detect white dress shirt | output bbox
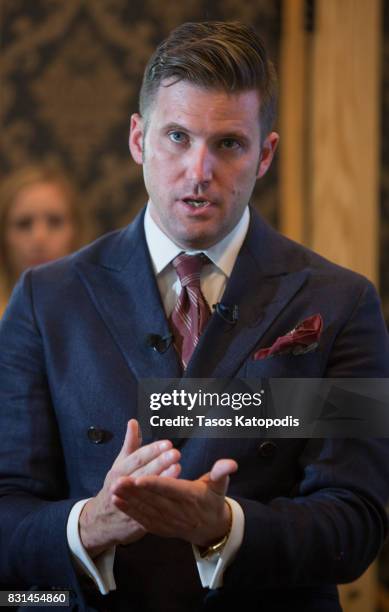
[145,205,249,316]
[67,204,249,594]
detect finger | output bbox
[116,419,140,461]
[111,493,133,514]
[112,486,196,533]
[160,463,181,478]
[137,422,143,447]
[202,459,238,496]
[112,493,172,535]
[209,459,238,482]
[121,439,173,475]
[111,486,169,524]
[111,475,184,509]
[132,448,181,479]
[133,475,194,503]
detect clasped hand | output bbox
[80,419,237,557]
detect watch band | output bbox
[199,500,233,559]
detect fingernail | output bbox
[159,441,171,450]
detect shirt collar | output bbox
[144,203,250,278]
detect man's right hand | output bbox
[79,419,180,558]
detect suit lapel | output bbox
[75,210,182,379]
[185,211,310,378]
[73,208,309,447]
[75,208,310,381]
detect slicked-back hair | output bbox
[139,21,278,140]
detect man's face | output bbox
[129,81,278,249]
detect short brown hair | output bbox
[139,21,278,140]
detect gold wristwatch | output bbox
[199,500,233,559]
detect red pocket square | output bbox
[253,314,323,360]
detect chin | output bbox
[178,235,218,250]
[172,225,222,250]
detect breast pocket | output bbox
[245,350,324,378]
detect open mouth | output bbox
[182,198,212,209]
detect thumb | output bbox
[201,459,238,496]
[117,419,142,461]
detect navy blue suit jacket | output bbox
[1,209,389,611]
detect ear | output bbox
[256,131,279,179]
[129,113,144,165]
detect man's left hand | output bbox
[110,459,238,547]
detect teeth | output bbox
[185,199,209,208]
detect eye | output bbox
[220,138,241,150]
[12,217,33,231]
[168,131,188,144]
[47,214,66,229]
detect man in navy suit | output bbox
[1,21,389,612]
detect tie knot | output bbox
[172,253,208,288]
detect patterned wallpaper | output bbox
[1,0,387,323]
[0,0,280,239]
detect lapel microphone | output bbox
[146,333,173,353]
[213,303,239,325]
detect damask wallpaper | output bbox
[1,0,388,324]
[0,0,280,239]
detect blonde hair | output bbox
[0,164,83,291]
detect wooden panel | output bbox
[311,2,381,610]
[279,0,308,243]
[280,2,382,611]
[310,0,381,283]
[339,564,377,612]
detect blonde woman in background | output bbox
[0,165,83,315]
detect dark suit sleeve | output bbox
[0,272,85,603]
[225,280,389,588]
[324,280,389,377]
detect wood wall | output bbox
[281,0,381,286]
[280,1,382,611]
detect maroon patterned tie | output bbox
[169,253,211,368]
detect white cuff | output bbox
[192,497,245,589]
[66,499,116,595]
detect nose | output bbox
[30,220,51,248]
[185,144,214,185]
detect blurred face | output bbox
[129,81,278,249]
[5,181,76,280]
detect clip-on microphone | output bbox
[213,303,239,325]
[145,333,173,353]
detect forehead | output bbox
[9,182,69,216]
[148,80,261,135]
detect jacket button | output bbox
[258,441,277,457]
[87,426,105,444]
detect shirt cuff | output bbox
[66,499,116,595]
[192,497,245,589]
